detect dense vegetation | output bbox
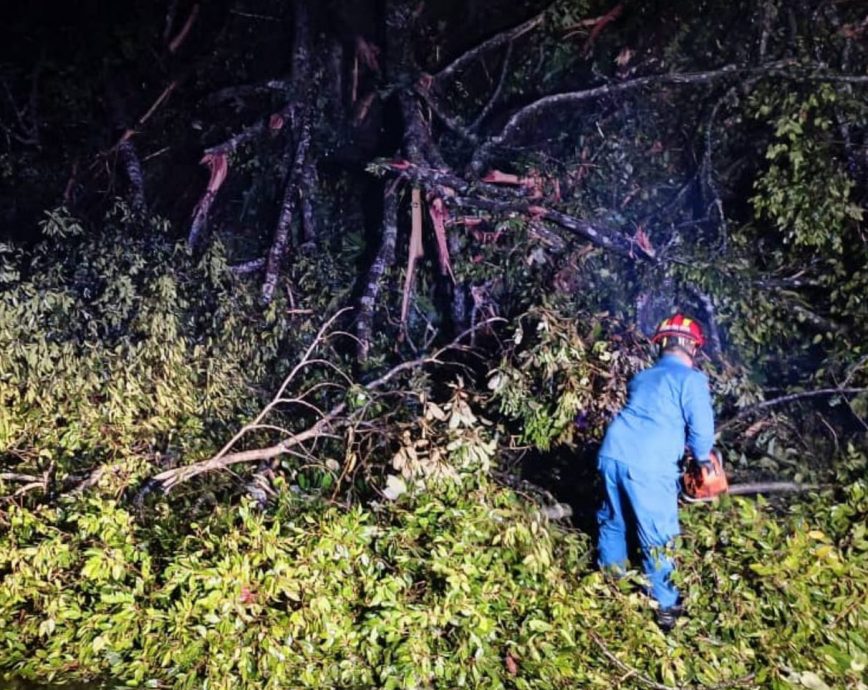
[1,0,867,687]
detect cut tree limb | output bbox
[400,187,425,329]
[452,196,655,261]
[384,160,652,260]
[187,100,294,248]
[188,152,228,247]
[428,195,455,279]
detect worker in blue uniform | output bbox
[596,314,715,631]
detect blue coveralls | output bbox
[597,353,715,609]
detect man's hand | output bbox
[698,457,717,474]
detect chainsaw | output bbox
[539,448,815,520]
[681,448,729,502]
[680,448,823,503]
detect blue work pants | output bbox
[596,456,681,609]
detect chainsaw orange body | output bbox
[682,448,729,501]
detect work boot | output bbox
[655,603,684,632]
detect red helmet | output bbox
[651,313,705,349]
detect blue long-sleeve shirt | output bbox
[598,353,715,478]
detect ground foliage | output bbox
[1,0,868,687]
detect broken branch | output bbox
[400,187,425,329]
[261,113,312,303]
[168,3,200,53]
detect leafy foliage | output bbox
[488,305,647,451]
[0,204,301,489]
[2,473,867,689]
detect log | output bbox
[683,482,822,503]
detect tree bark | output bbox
[262,114,312,304]
[357,183,400,360]
[261,0,315,301]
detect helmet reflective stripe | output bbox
[651,313,705,347]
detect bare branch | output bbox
[721,387,868,429]
[434,10,545,83]
[262,112,312,303]
[204,103,292,157]
[414,84,478,143]
[0,472,41,483]
[261,0,315,298]
[471,64,744,173]
[471,60,868,173]
[229,257,266,275]
[168,3,199,53]
[470,41,513,132]
[587,630,679,690]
